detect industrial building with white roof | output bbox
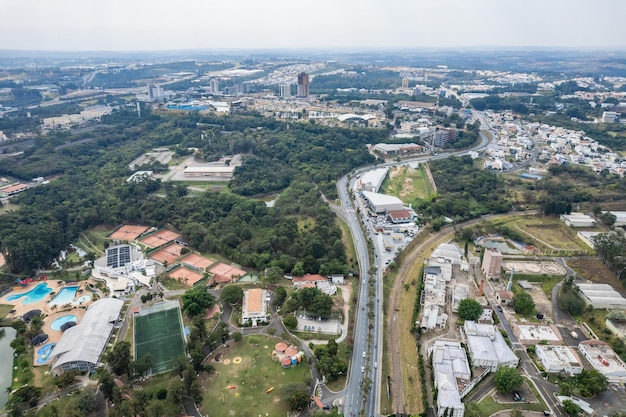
[431,340,470,417]
[575,282,626,310]
[578,340,626,383]
[360,190,405,213]
[535,345,583,376]
[463,321,519,371]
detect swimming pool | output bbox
[6,283,52,304]
[50,315,78,331]
[74,295,91,305]
[49,286,79,307]
[35,343,56,365]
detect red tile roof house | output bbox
[292,274,328,288]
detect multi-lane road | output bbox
[335,114,492,416]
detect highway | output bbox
[336,115,491,417]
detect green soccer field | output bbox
[134,306,186,373]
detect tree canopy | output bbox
[182,287,216,317]
[220,285,244,305]
[493,366,523,394]
[513,292,536,316]
[457,298,483,321]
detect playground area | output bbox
[133,300,186,374]
[202,335,310,417]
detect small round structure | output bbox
[274,342,288,353]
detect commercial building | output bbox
[357,167,388,192]
[183,166,235,179]
[514,324,562,345]
[297,72,309,98]
[387,209,416,224]
[279,84,291,98]
[241,288,269,325]
[431,340,470,417]
[560,212,596,228]
[578,340,626,383]
[360,190,405,213]
[602,111,621,124]
[148,84,165,101]
[463,321,519,371]
[373,143,423,156]
[50,298,124,375]
[481,247,503,278]
[535,345,583,375]
[210,78,219,95]
[575,283,626,310]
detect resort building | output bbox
[50,298,123,375]
[241,288,269,325]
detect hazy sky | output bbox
[1,0,625,51]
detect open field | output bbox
[473,215,595,255]
[200,335,310,417]
[568,258,625,293]
[381,163,435,201]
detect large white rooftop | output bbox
[361,190,404,207]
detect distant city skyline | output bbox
[1,0,625,52]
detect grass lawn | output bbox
[0,202,19,215]
[337,218,358,273]
[511,217,593,253]
[296,216,316,233]
[476,378,549,417]
[0,304,14,318]
[160,276,192,291]
[381,163,435,201]
[200,335,311,416]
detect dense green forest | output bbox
[310,69,402,93]
[0,109,379,276]
[415,156,510,224]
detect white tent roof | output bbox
[51,298,123,373]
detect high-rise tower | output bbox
[297,72,309,98]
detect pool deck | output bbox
[1,280,93,366]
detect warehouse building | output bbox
[576,283,626,310]
[183,165,235,178]
[360,190,405,213]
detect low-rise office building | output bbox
[535,345,583,376]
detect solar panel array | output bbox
[106,247,119,268]
[119,246,131,267]
[106,245,132,268]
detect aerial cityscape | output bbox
[1,2,626,417]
